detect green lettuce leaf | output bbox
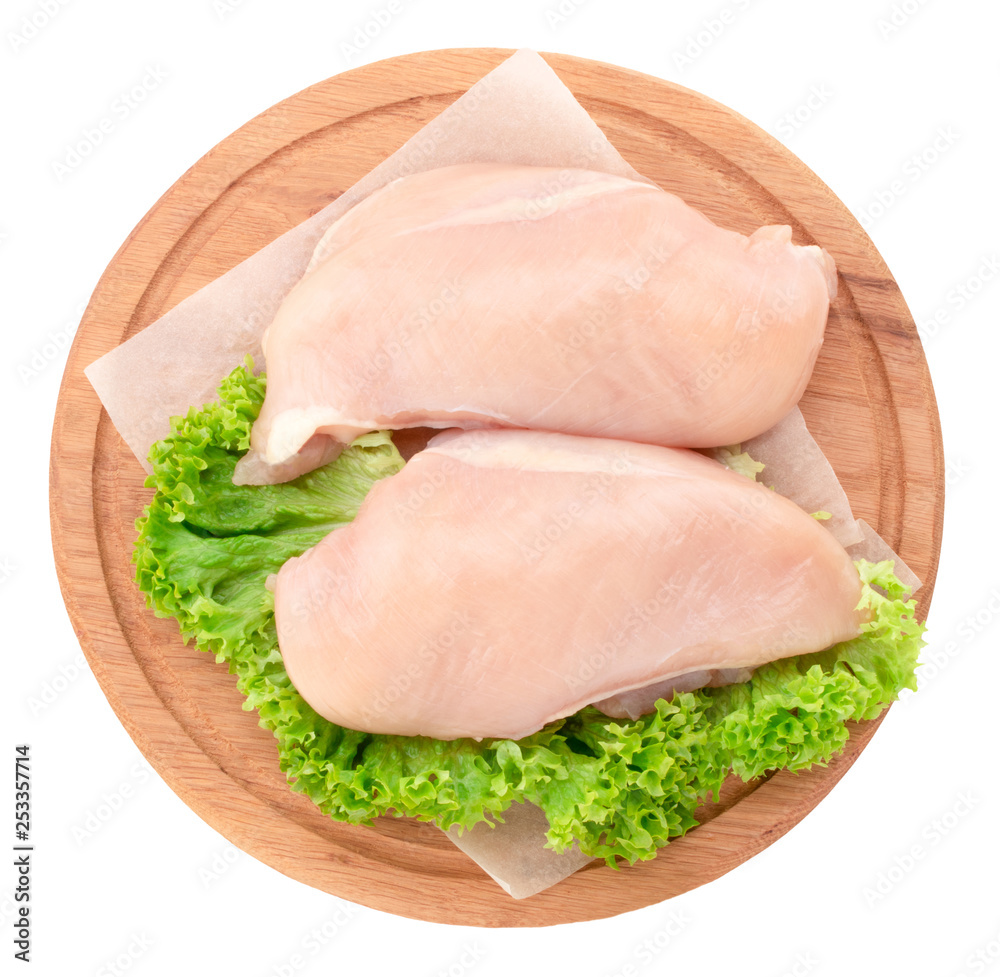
[134,361,926,866]
[716,444,767,480]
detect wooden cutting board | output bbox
[49,48,943,927]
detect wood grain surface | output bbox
[49,48,943,926]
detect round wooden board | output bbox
[50,48,943,926]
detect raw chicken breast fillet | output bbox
[235,163,836,485]
[274,429,864,741]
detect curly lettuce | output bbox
[134,362,926,866]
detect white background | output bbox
[4,0,999,975]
